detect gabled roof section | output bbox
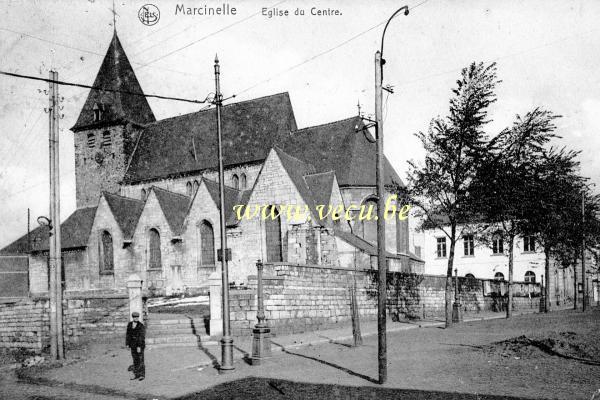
[71,32,155,132]
[123,92,297,183]
[333,228,423,262]
[0,207,98,254]
[200,178,251,226]
[277,116,403,187]
[102,192,144,240]
[151,187,191,236]
[304,171,335,209]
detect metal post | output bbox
[582,194,587,312]
[47,71,57,361]
[214,55,234,372]
[53,70,64,359]
[454,268,458,301]
[374,50,387,385]
[452,268,462,323]
[251,260,271,365]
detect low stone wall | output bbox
[228,264,541,337]
[0,292,131,353]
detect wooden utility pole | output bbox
[214,55,234,372]
[582,193,586,312]
[47,71,58,360]
[374,50,387,385]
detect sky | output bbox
[0,0,599,248]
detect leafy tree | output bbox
[470,108,559,317]
[407,62,500,327]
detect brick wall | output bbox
[0,293,131,353]
[227,264,541,337]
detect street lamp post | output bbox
[375,5,409,385]
[214,55,234,372]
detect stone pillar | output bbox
[209,271,223,337]
[127,274,144,322]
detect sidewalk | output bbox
[15,309,538,399]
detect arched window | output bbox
[148,229,161,270]
[361,200,377,244]
[198,220,215,266]
[193,180,199,194]
[186,181,193,197]
[99,231,114,273]
[465,273,475,279]
[240,173,247,189]
[141,188,147,200]
[524,271,536,283]
[232,174,239,190]
[494,272,505,281]
[265,205,282,262]
[93,103,102,122]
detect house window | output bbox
[492,235,504,254]
[465,273,475,279]
[99,230,114,274]
[524,271,536,283]
[414,245,422,258]
[198,220,215,266]
[524,235,536,252]
[102,130,111,147]
[436,237,447,258]
[87,133,96,148]
[494,272,505,281]
[232,174,239,190]
[463,234,474,256]
[186,181,193,197]
[148,228,161,270]
[240,173,247,189]
[265,205,282,262]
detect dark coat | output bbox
[126,321,146,349]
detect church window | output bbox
[232,174,239,190]
[198,220,215,266]
[186,181,193,197]
[102,130,111,147]
[148,228,162,270]
[141,188,147,200]
[193,180,199,194]
[361,200,378,244]
[93,103,103,122]
[265,205,282,262]
[99,231,114,274]
[87,133,96,148]
[240,173,247,189]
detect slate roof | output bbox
[276,116,404,187]
[304,171,335,209]
[71,32,155,132]
[123,92,297,183]
[333,228,424,262]
[200,178,252,226]
[0,207,98,254]
[103,192,144,240]
[152,186,191,236]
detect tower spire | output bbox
[111,0,118,32]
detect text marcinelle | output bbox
[175,3,237,16]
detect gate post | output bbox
[209,271,223,337]
[127,274,144,322]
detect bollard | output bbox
[251,260,271,365]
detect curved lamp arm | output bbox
[380,5,410,81]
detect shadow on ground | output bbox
[174,377,537,400]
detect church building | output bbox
[2,32,423,296]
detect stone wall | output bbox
[227,264,541,337]
[0,292,130,353]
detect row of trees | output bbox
[407,62,600,327]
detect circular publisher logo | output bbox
[138,4,160,26]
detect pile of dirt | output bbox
[483,331,600,364]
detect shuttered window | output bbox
[148,228,161,270]
[265,205,282,262]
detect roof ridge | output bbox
[273,146,314,171]
[150,185,191,199]
[102,191,144,203]
[304,170,335,178]
[145,92,291,127]
[293,116,360,134]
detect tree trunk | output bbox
[507,234,514,318]
[544,246,550,313]
[445,225,457,328]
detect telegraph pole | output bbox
[214,55,234,372]
[47,71,58,360]
[582,193,586,312]
[53,70,64,358]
